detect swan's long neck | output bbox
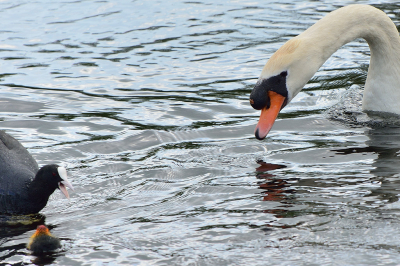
[271,5,400,114]
[251,5,400,140]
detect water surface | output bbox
[1,0,400,265]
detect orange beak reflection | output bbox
[255,91,286,140]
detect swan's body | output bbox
[250,4,400,140]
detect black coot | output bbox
[0,130,73,214]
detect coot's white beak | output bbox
[57,166,74,199]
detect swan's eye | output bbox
[280,71,288,77]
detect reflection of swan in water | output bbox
[333,126,400,203]
[249,5,400,140]
[255,161,302,220]
[255,161,293,203]
[256,124,400,213]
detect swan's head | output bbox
[250,37,320,140]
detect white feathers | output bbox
[262,5,400,114]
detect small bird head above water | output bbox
[29,164,74,199]
[23,164,75,214]
[40,165,74,199]
[27,225,61,255]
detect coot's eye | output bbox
[280,71,288,77]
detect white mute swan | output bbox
[250,4,400,140]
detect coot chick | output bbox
[0,130,74,214]
[27,225,61,254]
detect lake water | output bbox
[1,0,400,265]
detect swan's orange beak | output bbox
[254,91,286,140]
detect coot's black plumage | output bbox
[0,130,73,214]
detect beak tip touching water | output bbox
[254,127,268,140]
[253,91,287,140]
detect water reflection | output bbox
[0,214,47,262]
[30,254,58,265]
[255,161,296,215]
[366,126,400,177]
[0,214,46,235]
[334,125,400,204]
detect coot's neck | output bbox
[27,174,57,213]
